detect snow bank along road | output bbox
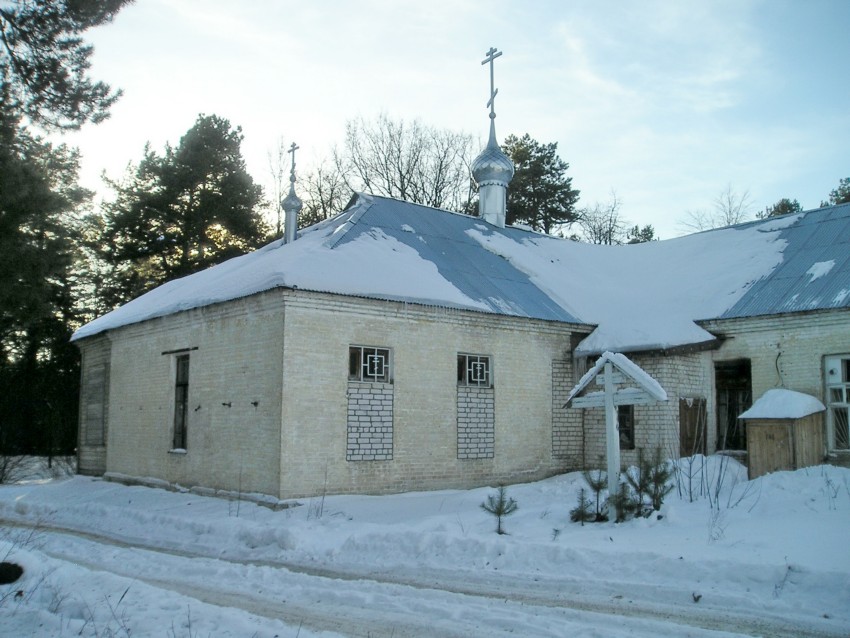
[6,518,844,638]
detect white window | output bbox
[825,355,850,450]
[458,354,492,387]
[349,346,392,383]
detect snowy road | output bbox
[2,466,848,637]
[11,519,844,638]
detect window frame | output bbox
[618,404,635,450]
[825,354,850,451]
[715,359,752,451]
[172,353,190,451]
[349,345,392,383]
[457,353,492,388]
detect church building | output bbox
[73,51,850,501]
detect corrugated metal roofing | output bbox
[73,194,850,347]
[721,203,850,318]
[329,196,582,323]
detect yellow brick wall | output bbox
[87,288,585,500]
[705,309,850,457]
[101,291,285,496]
[278,291,578,498]
[704,310,850,400]
[570,351,714,471]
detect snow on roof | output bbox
[467,215,797,354]
[73,196,850,353]
[72,194,579,341]
[738,388,826,420]
[566,351,668,406]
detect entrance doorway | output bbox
[715,360,751,451]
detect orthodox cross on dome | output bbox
[287,142,300,183]
[481,46,503,120]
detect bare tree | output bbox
[266,136,290,237]
[334,113,475,212]
[577,192,627,244]
[301,157,351,228]
[680,184,753,232]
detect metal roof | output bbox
[720,203,850,319]
[73,194,850,346]
[329,196,582,324]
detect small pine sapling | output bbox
[481,486,519,535]
[624,448,653,517]
[647,447,674,511]
[582,468,608,521]
[569,487,595,526]
[608,480,639,523]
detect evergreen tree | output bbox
[0,103,87,458]
[569,488,594,526]
[0,0,128,466]
[824,177,850,206]
[502,134,579,234]
[480,485,518,535]
[759,198,802,218]
[626,224,657,244]
[581,468,609,521]
[97,114,270,305]
[0,0,131,130]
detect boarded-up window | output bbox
[82,363,107,445]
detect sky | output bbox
[58,0,850,239]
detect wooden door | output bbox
[680,397,707,456]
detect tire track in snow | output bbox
[3,518,844,638]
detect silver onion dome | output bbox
[471,119,515,187]
[281,183,303,215]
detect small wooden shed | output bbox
[739,389,826,479]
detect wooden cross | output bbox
[481,47,503,117]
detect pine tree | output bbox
[0,104,87,459]
[569,487,595,526]
[502,134,579,234]
[481,486,519,535]
[0,0,131,130]
[96,114,270,305]
[824,178,850,206]
[581,468,608,521]
[646,447,674,511]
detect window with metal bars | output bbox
[825,355,850,450]
[349,346,392,383]
[457,354,492,387]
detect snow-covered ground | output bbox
[1,456,848,637]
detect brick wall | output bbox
[279,290,584,498]
[77,335,111,475]
[566,351,713,471]
[457,386,495,459]
[703,309,850,457]
[703,310,850,400]
[347,382,393,461]
[94,291,285,496]
[552,359,583,466]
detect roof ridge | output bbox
[324,193,375,249]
